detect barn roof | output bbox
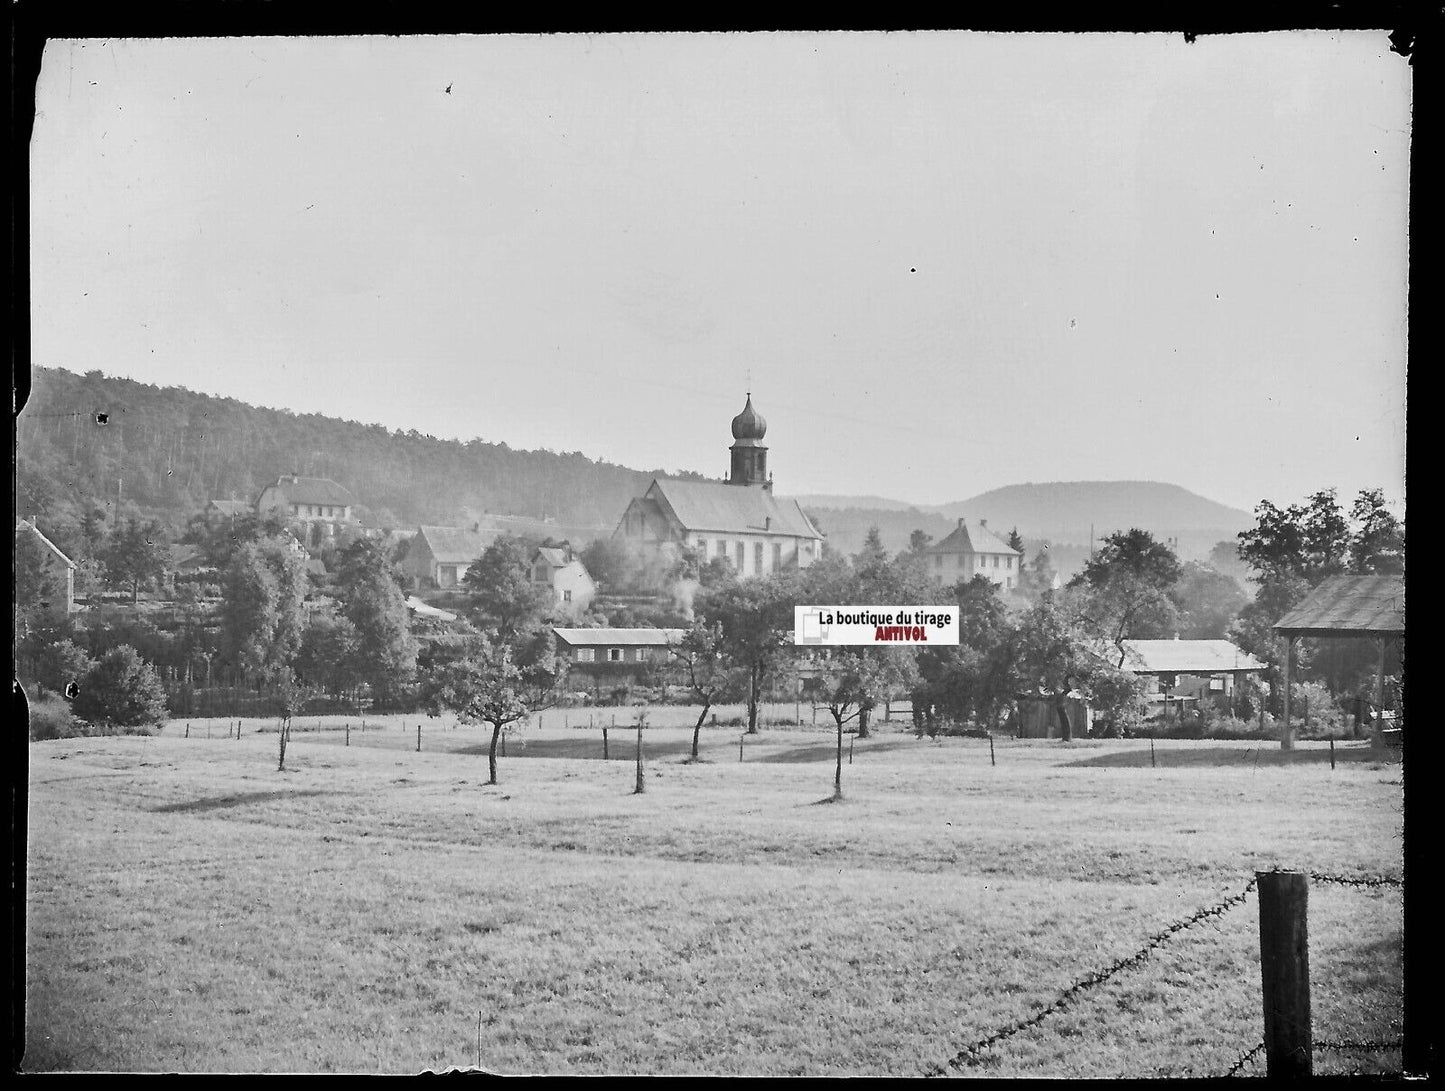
[1273,575,1405,636]
[1119,639,1265,675]
[415,525,491,565]
[15,520,76,569]
[552,627,686,647]
[647,479,821,539]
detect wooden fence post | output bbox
[1257,870,1312,1078]
[634,725,644,794]
[739,735,744,761]
[417,723,421,752]
[1329,738,1335,770]
[989,733,995,767]
[1150,735,1157,768]
[849,735,854,765]
[346,722,350,747]
[603,726,609,759]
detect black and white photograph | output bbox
[15,21,1413,1078]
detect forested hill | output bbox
[15,366,706,534]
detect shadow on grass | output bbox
[1063,744,1397,769]
[457,738,711,762]
[152,788,332,813]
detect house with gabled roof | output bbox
[920,518,1023,590]
[15,520,77,619]
[402,525,493,589]
[613,395,824,578]
[256,474,359,546]
[531,544,596,617]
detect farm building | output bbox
[402,525,493,589]
[255,474,359,545]
[552,627,685,699]
[15,520,77,620]
[1117,638,1265,716]
[1274,574,1405,749]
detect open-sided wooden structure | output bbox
[1273,575,1404,750]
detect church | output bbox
[612,395,824,578]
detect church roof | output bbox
[923,520,1021,557]
[648,478,821,539]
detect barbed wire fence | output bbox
[921,870,1404,1079]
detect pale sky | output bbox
[28,31,1409,514]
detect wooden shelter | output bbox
[1273,575,1404,750]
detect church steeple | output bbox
[728,393,770,488]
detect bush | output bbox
[28,691,84,741]
[72,645,169,730]
[1291,681,1348,739]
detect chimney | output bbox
[957,518,965,529]
[765,516,771,531]
[979,519,987,528]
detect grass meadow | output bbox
[22,711,1404,1076]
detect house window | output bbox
[716,539,726,560]
[754,543,764,572]
[440,565,457,586]
[577,648,595,663]
[935,554,942,569]
[736,542,746,572]
[634,648,646,662]
[1007,556,1013,569]
[563,589,572,603]
[773,543,782,569]
[992,556,1000,568]
[608,648,623,662]
[1006,577,1013,589]
[957,555,964,567]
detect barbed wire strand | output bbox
[922,876,1260,1077]
[1225,1041,1266,1077]
[1309,872,1403,888]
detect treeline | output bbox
[15,365,706,534]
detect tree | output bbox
[1069,529,1181,662]
[15,527,60,638]
[336,539,418,708]
[100,517,168,603]
[697,572,799,735]
[808,650,909,800]
[218,536,308,686]
[1006,527,1025,555]
[1237,490,1350,586]
[296,614,362,699]
[670,622,746,760]
[907,529,934,555]
[913,576,1010,731]
[24,638,96,699]
[464,534,551,638]
[72,645,169,730]
[1348,488,1404,574]
[1171,561,1249,639]
[1016,543,1058,601]
[423,634,567,785]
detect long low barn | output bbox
[551,628,687,667]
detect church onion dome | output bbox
[730,394,768,441]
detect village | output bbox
[17,392,1404,750]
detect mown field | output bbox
[22,712,1404,1076]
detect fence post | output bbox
[1150,735,1157,768]
[989,733,995,767]
[739,735,744,761]
[1257,870,1312,1078]
[1329,738,1335,770]
[849,735,854,764]
[346,722,350,747]
[417,723,421,752]
[603,727,609,759]
[185,723,189,739]
[634,725,645,794]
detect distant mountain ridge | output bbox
[799,481,1254,574]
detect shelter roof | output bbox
[1274,575,1405,636]
[15,520,76,569]
[1119,639,1265,675]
